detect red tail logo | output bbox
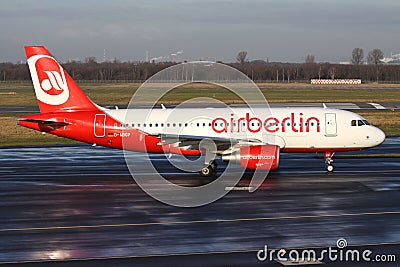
[25,46,98,113]
[41,70,66,94]
[27,55,69,105]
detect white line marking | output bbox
[368,102,386,109]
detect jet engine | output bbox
[222,144,280,170]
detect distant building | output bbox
[381,53,400,64]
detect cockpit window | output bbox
[351,119,371,127]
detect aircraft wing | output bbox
[155,133,266,154]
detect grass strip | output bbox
[2,83,400,105]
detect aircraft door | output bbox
[94,114,106,137]
[325,113,337,136]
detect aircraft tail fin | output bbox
[24,46,98,113]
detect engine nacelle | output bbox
[222,145,280,170]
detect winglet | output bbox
[322,103,327,109]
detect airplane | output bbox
[18,46,386,177]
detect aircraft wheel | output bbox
[326,164,334,172]
[200,165,214,177]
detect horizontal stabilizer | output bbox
[18,118,70,127]
[18,118,70,132]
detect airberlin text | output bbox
[211,113,320,134]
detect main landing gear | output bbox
[198,139,217,177]
[199,160,217,177]
[324,151,335,172]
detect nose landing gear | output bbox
[324,151,335,172]
[200,160,217,177]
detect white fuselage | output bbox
[105,107,385,152]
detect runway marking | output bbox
[368,102,386,109]
[0,211,399,233]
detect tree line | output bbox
[1,48,400,83]
[230,60,400,82]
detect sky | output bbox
[1,0,399,63]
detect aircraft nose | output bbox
[375,128,386,145]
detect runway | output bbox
[0,138,399,266]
